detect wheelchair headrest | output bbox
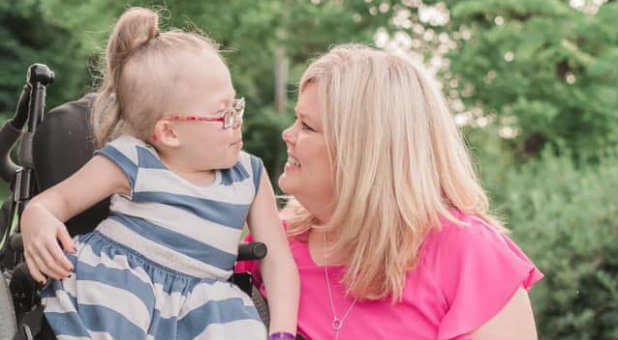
[32,93,109,236]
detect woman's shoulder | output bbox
[418,209,542,290]
[417,211,543,340]
[422,211,505,255]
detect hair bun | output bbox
[107,7,160,68]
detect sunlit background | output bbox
[1,1,616,338]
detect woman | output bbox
[240,44,542,340]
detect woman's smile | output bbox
[285,154,301,170]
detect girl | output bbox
[20,7,298,340]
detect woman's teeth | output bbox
[287,157,301,167]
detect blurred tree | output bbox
[2,0,615,170]
[163,0,393,181]
[1,1,617,338]
[482,148,618,340]
[0,0,90,116]
[444,0,617,161]
[29,0,392,186]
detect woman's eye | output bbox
[301,121,314,131]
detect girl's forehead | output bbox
[171,53,232,90]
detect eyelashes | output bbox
[294,114,316,132]
[301,122,314,131]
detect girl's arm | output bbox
[246,170,300,336]
[21,155,129,283]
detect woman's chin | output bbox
[277,172,295,194]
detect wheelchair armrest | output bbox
[237,242,267,261]
[7,238,266,294]
[10,234,266,261]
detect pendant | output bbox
[331,317,344,331]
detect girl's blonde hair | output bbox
[91,7,220,146]
[286,44,505,302]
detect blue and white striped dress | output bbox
[42,135,267,340]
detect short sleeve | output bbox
[249,155,264,193]
[94,135,140,195]
[435,217,543,340]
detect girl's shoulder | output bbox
[100,134,155,161]
[236,151,263,169]
[223,151,264,187]
[106,134,148,148]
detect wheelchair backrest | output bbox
[32,93,109,236]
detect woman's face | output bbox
[279,83,335,208]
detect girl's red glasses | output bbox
[162,98,245,129]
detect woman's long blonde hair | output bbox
[91,7,220,146]
[286,44,505,302]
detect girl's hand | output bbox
[21,202,75,284]
[19,155,131,284]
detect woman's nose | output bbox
[281,125,294,144]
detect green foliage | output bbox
[474,131,618,339]
[149,0,390,182]
[446,0,617,160]
[2,0,391,185]
[1,2,616,338]
[0,1,91,116]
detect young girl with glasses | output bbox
[20,7,298,340]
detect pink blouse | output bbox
[237,212,543,340]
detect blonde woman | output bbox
[239,44,542,340]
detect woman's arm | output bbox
[470,287,538,340]
[21,155,129,283]
[247,170,300,336]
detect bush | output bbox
[0,1,90,117]
[478,145,618,339]
[447,1,618,160]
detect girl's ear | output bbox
[151,119,181,147]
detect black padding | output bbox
[32,93,109,236]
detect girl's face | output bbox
[162,50,243,171]
[279,83,335,209]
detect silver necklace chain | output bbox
[322,233,358,340]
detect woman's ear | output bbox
[151,120,181,147]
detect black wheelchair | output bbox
[0,64,270,340]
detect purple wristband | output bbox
[269,332,295,340]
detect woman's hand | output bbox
[21,201,75,283]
